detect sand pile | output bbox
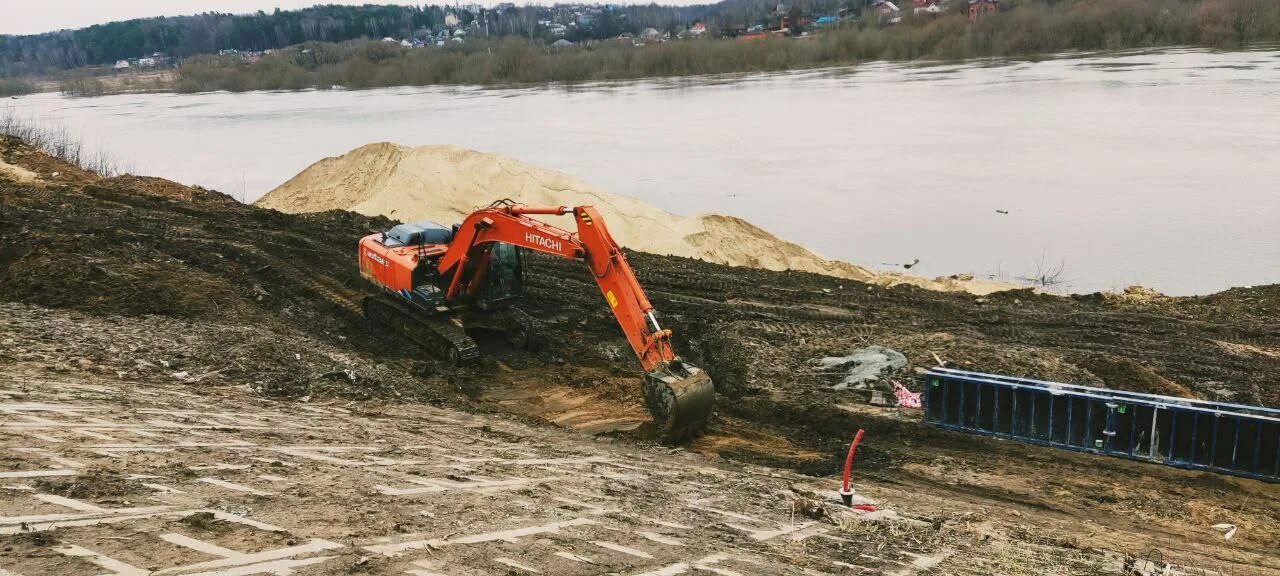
[257,143,1012,294]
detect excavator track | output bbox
[493,307,547,350]
[459,306,547,349]
[363,293,480,366]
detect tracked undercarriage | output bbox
[362,291,551,366]
[361,293,482,366]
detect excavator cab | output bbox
[471,243,525,310]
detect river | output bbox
[8,48,1280,295]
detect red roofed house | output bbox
[967,0,999,22]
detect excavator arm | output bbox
[437,202,714,441]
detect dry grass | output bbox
[0,110,128,176]
[0,79,36,97]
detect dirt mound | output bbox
[0,138,373,324]
[0,135,471,404]
[1076,354,1197,398]
[1103,284,1169,303]
[257,143,1013,295]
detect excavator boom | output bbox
[436,203,714,441]
[359,201,713,442]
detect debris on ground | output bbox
[894,381,923,408]
[31,469,143,500]
[1211,523,1239,540]
[811,346,908,390]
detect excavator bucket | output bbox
[643,361,715,443]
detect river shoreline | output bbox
[3,48,1278,295]
[13,42,1280,99]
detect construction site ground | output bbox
[1,136,1278,575]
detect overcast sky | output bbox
[1,1,498,35]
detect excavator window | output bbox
[474,243,524,309]
[383,221,454,247]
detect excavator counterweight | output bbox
[357,200,713,442]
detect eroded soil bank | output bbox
[2,136,1277,574]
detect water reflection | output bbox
[7,48,1278,295]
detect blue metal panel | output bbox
[1131,407,1141,455]
[1085,401,1094,450]
[1253,423,1263,474]
[1269,435,1280,478]
[1010,387,1019,434]
[1211,416,1220,470]
[921,368,1279,483]
[1191,414,1201,465]
[988,383,999,432]
[1228,418,1241,469]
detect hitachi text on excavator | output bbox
[357,200,714,441]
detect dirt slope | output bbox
[256,142,1012,294]
[3,136,1279,574]
[14,336,1248,576]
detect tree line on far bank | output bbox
[165,0,1280,94]
[0,0,849,77]
[52,0,1280,96]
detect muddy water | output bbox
[9,48,1279,295]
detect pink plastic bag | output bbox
[893,382,922,409]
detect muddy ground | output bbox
[1,136,1278,574]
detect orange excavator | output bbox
[357,200,714,441]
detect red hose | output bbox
[841,428,865,493]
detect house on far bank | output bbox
[639,27,661,41]
[873,0,903,25]
[113,59,129,70]
[913,0,942,14]
[551,39,575,48]
[967,0,999,21]
[678,21,708,39]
